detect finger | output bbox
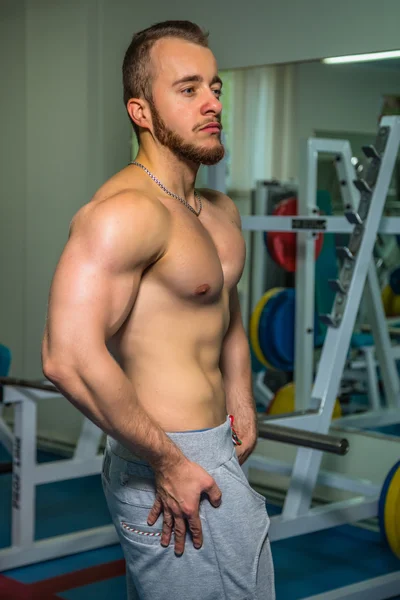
[187,512,203,549]
[147,495,162,526]
[173,516,187,556]
[206,480,222,508]
[160,508,174,548]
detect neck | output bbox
[134,144,200,202]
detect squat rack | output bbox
[243,115,400,600]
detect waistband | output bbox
[106,415,234,471]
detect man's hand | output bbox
[234,434,258,466]
[147,458,222,556]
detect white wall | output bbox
[100,0,400,189]
[290,60,400,178]
[0,1,26,376]
[99,0,400,70]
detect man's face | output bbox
[147,38,224,165]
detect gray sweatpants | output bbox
[102,415,275,600]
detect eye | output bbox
[213,88,223,99]
[182,87,195,95]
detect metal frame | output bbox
[242,116,400,599]
[0,385,117,571]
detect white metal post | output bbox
[0,408,13,455]
[363,262,400,408]
[12,395,36,547]
[362,346,381,410]
[295,139,318,411]
[251,182,269,313]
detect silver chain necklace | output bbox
[130,161,202,217]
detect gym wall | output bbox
[0,2,26,378]
[291,60,400,177]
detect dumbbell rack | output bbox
[285,117,400,520]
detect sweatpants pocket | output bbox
[102,453,225,600]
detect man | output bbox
[42,20,275,600]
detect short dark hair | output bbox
[122,21,209,138]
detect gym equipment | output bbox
[258,289,294,371]
[250,287,283,368]
[379,460,400,558]
[258,421,349,455]
[0,377,117,570]
[265,197,324,272]
[0,345,11,377]
[382,283,395,316]
[389,267,400,295]
[268,382,342,420]
[242,117,400,600]
[380,268,400,317]
[0,346,12,461]
[0,376,56,391]
[251,288,321,371]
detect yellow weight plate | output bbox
[382,284,395,317]
[332,398,342,420]
[269,383,342,418]
[268,382,295,415]
[392,295,400,317]
[250,288,283,369]
[384,464,400,558]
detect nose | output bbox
[201,88,222,116]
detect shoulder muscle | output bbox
[199,188,241,229]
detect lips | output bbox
[200,123,222,132]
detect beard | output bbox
[149,100,225,166]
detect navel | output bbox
[194,283,211,295]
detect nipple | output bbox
[194,283,211,295]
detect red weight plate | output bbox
[266,197,323,272]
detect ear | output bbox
[127,98,152,131]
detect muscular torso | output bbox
[95,169,246,432]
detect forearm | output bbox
[223,339,258,442]
[44,348,185,471]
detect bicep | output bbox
[44,197,168,365]
[45,237,139,365]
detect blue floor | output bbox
[1,447,400,599]
[58,576,127,600]
[368,423,400,437]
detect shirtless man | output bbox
[42,20,275,600]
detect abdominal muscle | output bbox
[124,354,227,433]
[110,286,230,434]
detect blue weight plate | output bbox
[258,292,281,369]
[390,267,400,295]
[0,344,11,377]
[259,291,293,371]
[269,289,321,362]
[270,289,295,365]
[378,459,400,546]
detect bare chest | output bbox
[152,202,246,303]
